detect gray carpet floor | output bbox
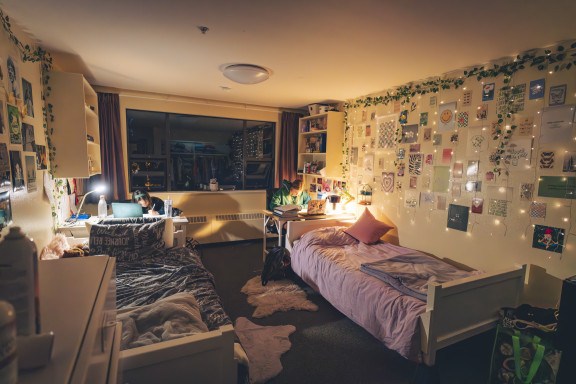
[201,240,495,384]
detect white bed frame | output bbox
[286,219,527,366]
[118,324,237,384]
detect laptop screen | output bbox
[112,203,144,218]
[307,199,327,215]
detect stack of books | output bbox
[273,204,301,218]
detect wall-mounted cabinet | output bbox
[47,71,101,178]
[297,111,344,182]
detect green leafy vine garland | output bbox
[341,41,576,178]
[1,9,64,229]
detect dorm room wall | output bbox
[0,19,53,249]
[343,43,576,279]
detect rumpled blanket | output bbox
[360,252,475,301]
[118,292,209,350]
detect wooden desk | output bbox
[262,210,354,258]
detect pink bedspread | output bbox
[291,226,427,361]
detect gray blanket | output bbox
[118,292,209,350]
[360,253,474,301]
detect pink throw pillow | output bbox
[344,209,394,244]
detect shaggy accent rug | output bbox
[241,276,318,318]
[235,317,295,384]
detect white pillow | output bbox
[85,218,174,248]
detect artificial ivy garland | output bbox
[341,41,576,177]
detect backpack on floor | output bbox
[261,247,292,286]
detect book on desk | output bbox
[273,204,301,218]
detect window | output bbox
[127,110,275,191]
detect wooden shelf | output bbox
[300,129,328,135]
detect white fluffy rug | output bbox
[235,317,295,384]
[241,276,318,318]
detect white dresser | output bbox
[19,256,120,384]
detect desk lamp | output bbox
[71,184,107,223]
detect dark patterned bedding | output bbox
[115,244,231,331]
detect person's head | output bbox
[132,190,151,208]
[290,179,303,197]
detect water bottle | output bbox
[164,198,173,218]
[0,301,17,384]
[0,227,40,336]
[98,195,107,218]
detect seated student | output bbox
[132,190,165,215]
[269,179,311,210]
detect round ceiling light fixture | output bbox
[221,64,270,84]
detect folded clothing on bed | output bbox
[360,253,476,301]
[118,292,209,350]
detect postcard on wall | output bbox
[471,197,483,214]
[425,154,433,165]
[485,171,495,182]
[530,202,546,218]
[423,127,431,142]
[462,90,472,106]
[520,183,534,201]
[402,124,418,144]
[420,192,434,205]
[516,116,534,136]
[409,176,417,189]
[538,176,576,199]
[362,110,367,122]
[482,83,495,101]
[422,175,430,189]
[467,160,479,177]
[7,104,21,144]
[432,166,450,193]
[539,151,555,169]
[382,172,394,193]
[450,133,459,143]
[22,123,35,152]
[457,112,469,128]
[529,79,545,100]
[447,204,469,232]
[451,182,461,197]
[432,134,442,146]
[356,124,365,137]
[7,56,21,99]
[453,162,463,178]
[490,121,502,138]
[465,181,482,192]
[436,195,447,210]
[408,154,423,175]
[404,190,419,208]
[539,105,575,145]
[549,84,567,106]
[488,199,508,217]
[397,162,405,177]
[532,225,564,254]
[504,137,532,166]
[350,147,359,165]
[419,112,428,127]
[430,95,437,107]
[487,185,514,201]
[0,143,11,190]
[22,78,34,118]
[476,104,488,120]
[409,144,420,153]
[438,102,456,131]
[364,153,374,174]
[562,151,576,172]
[9,150,25,191]
[397,148,405,159]
[365,125,372,137]
[396,181,402,192]
[399,110,408,125]
[0,100,5,135]
[0,190,12,229]
[497,84,526,115]
[467,127,487,155]
[377,117,397,149]
[25,155,36,192]
[370,111,376,121]
[442,148,452,164]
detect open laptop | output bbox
[300,199,328,216]
[111,203,143,218]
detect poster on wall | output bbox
[503,137,532,166]
[462,90,472,106]
[432,134,442,146]
[377,117,397,149]
[562,151,576,172]
[471,198,483,214]
[539,105,575,145]
[0,190,12,229]
[436,195,447,210]
[7,104,21,144]
[532,225,564,254]
[438,102,456,131]
[516,116,534,136]
[482,83,495,101]
[6,56,21,99]
[530,202,546,218]
[420,112,428,126]
[476,104,488,120]
[22,123,35,152]
[21,78,34,117]
[0,100,6,134]
[488,199,508,217]
[364,153,374,174]
[538,176,576,199]
[25,155,36,192]
[382,172,394,193]
[549,85,566,106]
[529,79,545,100]
[539,151,555,169]
[496,84,525,115]
[404,190,418,208]
[457,112,469,128]
[401,124,418,143]
[0,143,11,190]
[9,150,25,191]
[420,192,434,205]
[447,204,469,232]
[408,154,422,175]
[350,147,359,165]
[36,144,47,170]
[432,166,450,193]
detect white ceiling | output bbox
[2,0,576,109]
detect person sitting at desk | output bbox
[269,179,311,210]
[132,190,165,215]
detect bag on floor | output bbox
[261,246,292,286]
[488,324,561,384]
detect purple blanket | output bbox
[360,253,475,301]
